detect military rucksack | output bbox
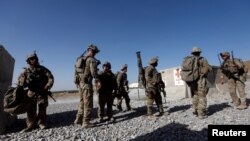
[4,86,30,115]
[180,56,201,82]
[233,58,248,81]
[75,56,88,73]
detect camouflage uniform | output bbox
[186,47,211,118]
[18,52,54,131]
[220,52,247,110]
[97,62,117,122]
[116,64,131,111]
[145,57,164,116]
[74,44,100,128]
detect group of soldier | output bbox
[14,44,248,132]
[183,47,248,119]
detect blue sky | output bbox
[1,0,250,91]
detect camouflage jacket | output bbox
[145,65,159,88]
[80,57,99,85]
[221,58,246,79]
[18,65,54,92]
[117,71,128,91]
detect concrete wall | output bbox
[160,66,218,101]
[0,45,16,134]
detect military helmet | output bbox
[88,44,100,53]
[26,52,39,63]
[103,61,111,69]
[220,51,230,57]
[121,64,128,70]
[149,57,159,65]
[192,47,202,53]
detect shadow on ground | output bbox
[130,122,208,141]
[168,104,191,113]
[207,102,231,116]
[5,107,99,133]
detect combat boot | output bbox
[74,115,83,125]
[198,115,207,119]
[237,104,247,110]
[82,121,95,128]
[116,105,123,112]
[107,117,116,123]
[156,105,164,116]
[99,117,104,123]
[38,123,46,130]
[20,124,36,133]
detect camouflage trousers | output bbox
[75,84,94,124]
[188,77,208,116]
[146,87,163,115]
[26,92,48,129]
[116,90,131,111]
[228,77,246,107]
[98,90,113,119]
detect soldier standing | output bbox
[184,47,211,119]
[144,57,164,117]
[18,52,54,132]
[220,51,248,110]
[74,44,101,128]
[116,64,131,112]
[97,62,117,123]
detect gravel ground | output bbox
[1,80,249,141]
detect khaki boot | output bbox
[38,123,46,130]
[147,106,153,116]
[82,121,95,128]
[74,115,83,125]
[237,104,247,110]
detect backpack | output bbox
[180,56,201,82]
[75,56,88,73]
[233,58,248,81]
[3,86,30,115]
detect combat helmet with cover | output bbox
[103,61,111,69]
[191,47,201,53]
[88,44,100,54]
[148,57,159,65]
[121,64,128,71]
[26,51,39,63]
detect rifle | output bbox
[160,86,167,103]
[157,73,166,103]
[136,51,146,89]
[47,91,56,102]
[218,52,244,84]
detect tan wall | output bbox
[0,45,16,134]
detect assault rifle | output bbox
[48,91,56,102]
[218,52,244,84]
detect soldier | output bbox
[116,64,131,112]
[144,57,164,117]
[185,47,211,119]
[97,62,117,123]
[220,51,248,110]
[18,52,54,132]
[74,44,101,128]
